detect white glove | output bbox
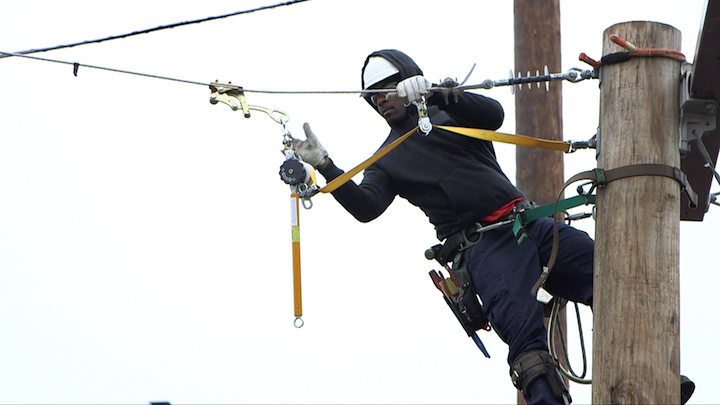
[396,75,431,104]
[293,123,328,168]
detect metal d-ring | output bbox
[294,316,304,328]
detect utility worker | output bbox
[293,49,692,404]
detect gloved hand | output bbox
[396,75,431,105]
[293,123,329,168]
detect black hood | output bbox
[361,49,424,110]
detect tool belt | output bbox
[430,200,537,266]
[424,200,539,352]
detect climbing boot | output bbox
[681,375,695,405]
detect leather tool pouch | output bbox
[429,255,489,336]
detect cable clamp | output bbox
[209,81,289,124]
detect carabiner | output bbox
[414,96,432,135]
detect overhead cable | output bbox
[0,51,209,86]
[0,50,598,98]
[0,0,311,59]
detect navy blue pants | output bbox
[464,217,594,405]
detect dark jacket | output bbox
[319,49,524,240]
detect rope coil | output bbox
[579,34,686,70]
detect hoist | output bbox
[277,117,322,328]
[210,81,314,328]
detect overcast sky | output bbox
[0,1,717,404]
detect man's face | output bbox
[369,80,408,125]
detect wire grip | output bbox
[209,81,289,124]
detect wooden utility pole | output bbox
[593,22,682,404]
[513,1,566,404]
[514,1,564,201]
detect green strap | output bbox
[523,194,596,223]
[524,163,696,299]
[512,194,596,244]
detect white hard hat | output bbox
[363,56,399,89]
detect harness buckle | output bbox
[458,222,484,252]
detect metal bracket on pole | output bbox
[680,64,718,156]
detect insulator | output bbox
[509,69,515,95]
[545,66,550,91]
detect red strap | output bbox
[481,197,525,222]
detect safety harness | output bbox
[314,123,699,360]
[318,125,574,195]
[315,124,577,357]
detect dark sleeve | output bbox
[317,158,396,222]
[429,90,504,130]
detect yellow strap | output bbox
[436,125,570,152]
[290,193,303,323]
[319,125,569,194]
[320,126,418,193]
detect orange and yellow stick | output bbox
[290,193,303,328]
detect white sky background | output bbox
[0,0,717,404]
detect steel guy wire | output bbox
[0,50,596,98]
[0,51,209,87]
[0,50,376,93]
[0,50,400,94]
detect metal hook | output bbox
[250,105,290,125]
[576,181,597,198]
